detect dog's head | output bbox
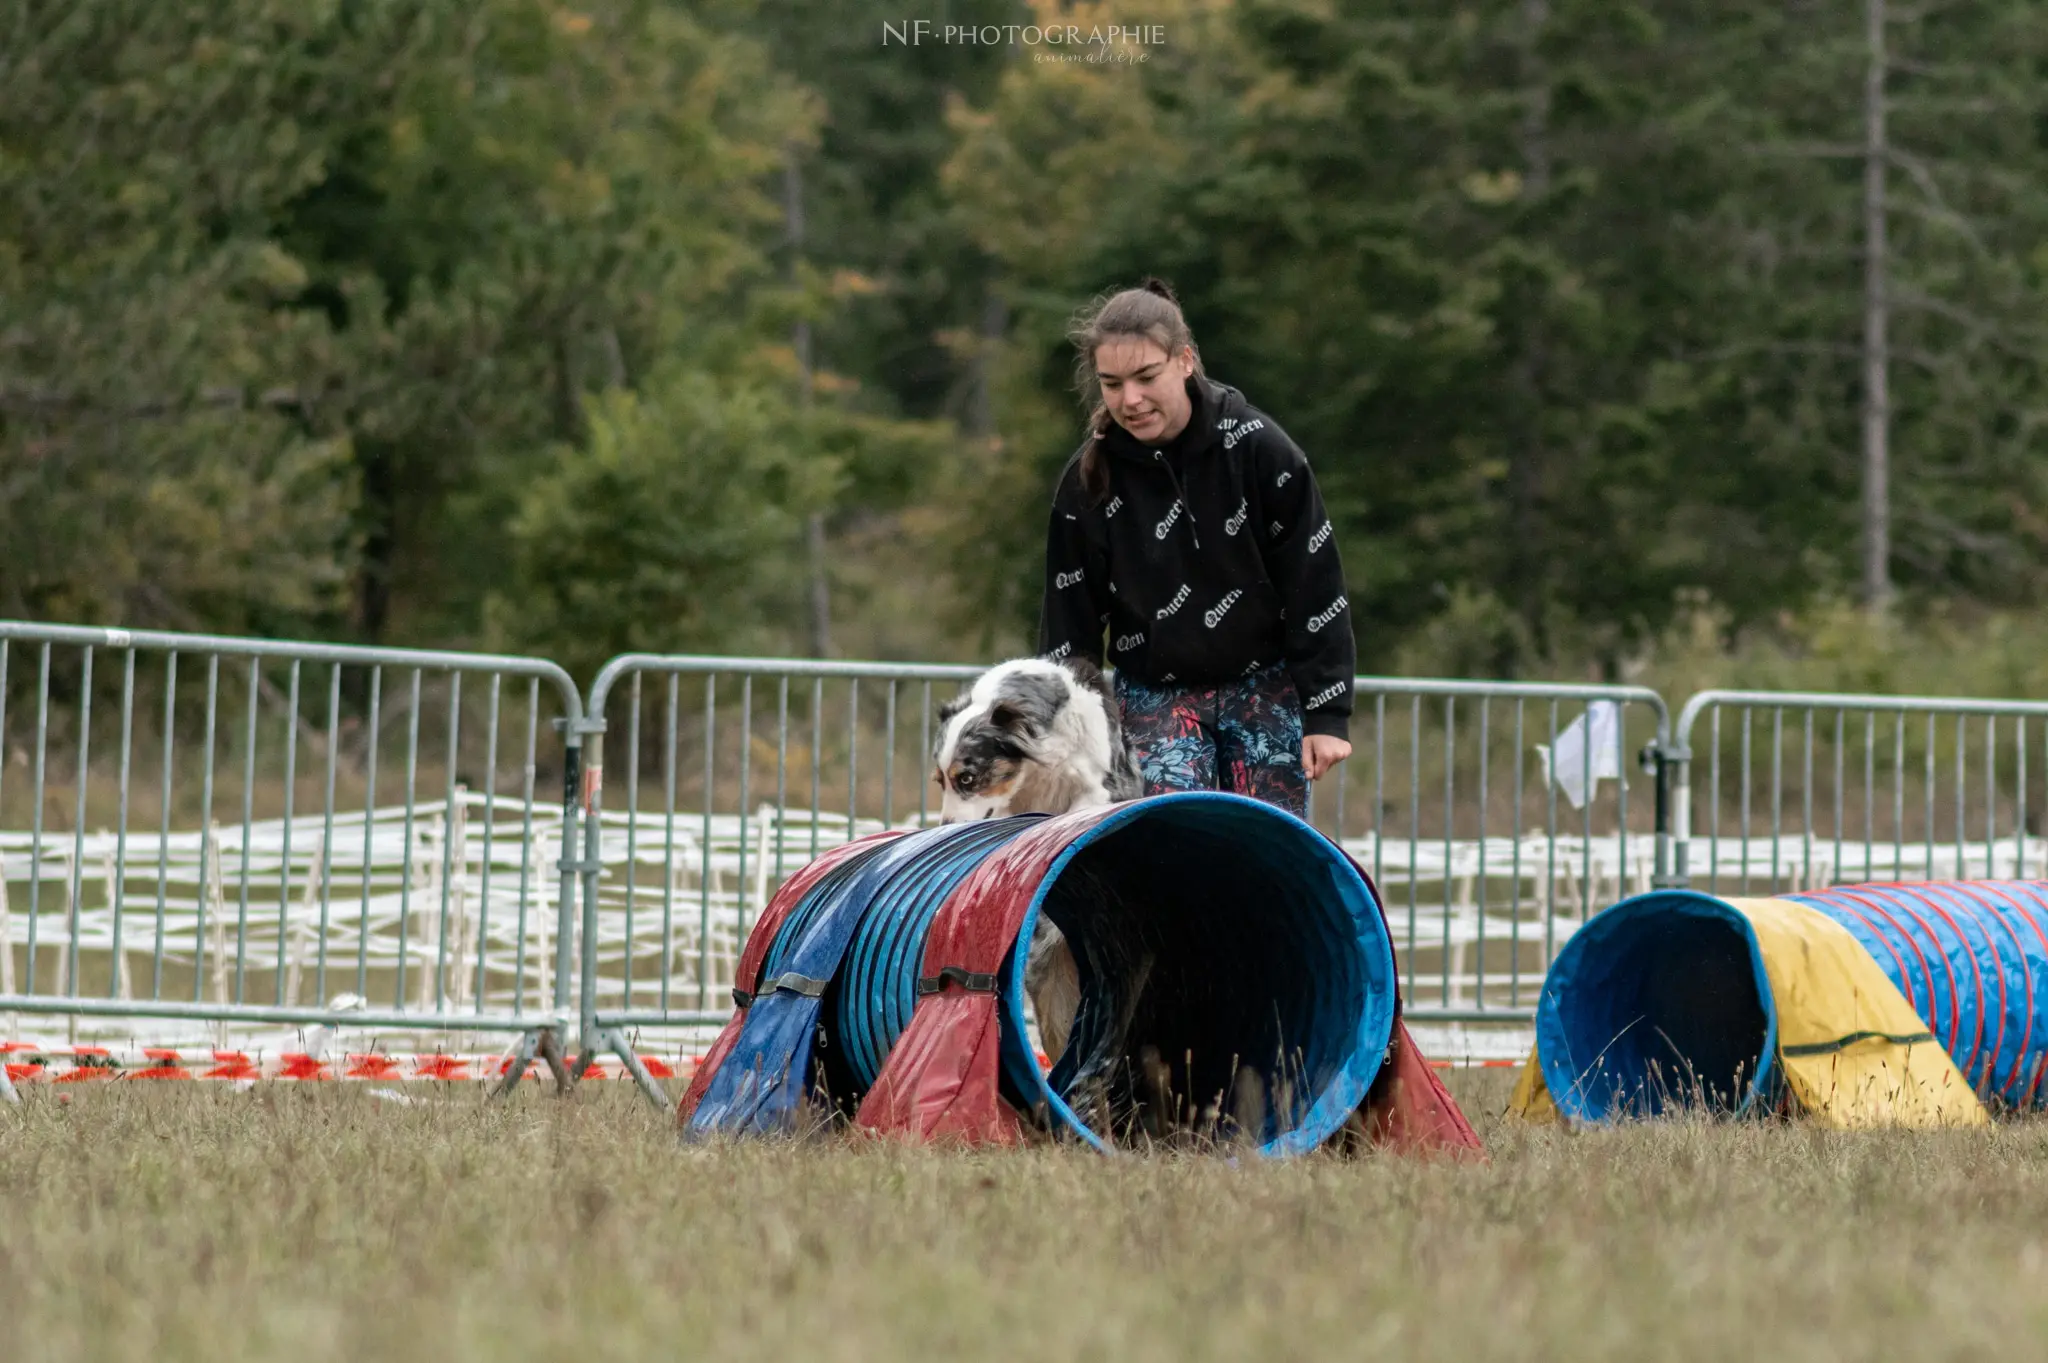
[933,656,1131,822]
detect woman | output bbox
[1038,279,1355,817]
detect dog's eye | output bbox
[955,772,977,792]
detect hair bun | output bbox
[1138,276,1179,305]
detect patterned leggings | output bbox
[1115,665,1307,817]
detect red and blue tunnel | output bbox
[677,792,1480,1156]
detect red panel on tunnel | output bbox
[1352,1018,1485,1158]
[1337,856,1484,1159]
[852,992,1020,1145]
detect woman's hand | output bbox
[1302,734,1352,781]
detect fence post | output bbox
[1,858,14,1039]
[1650,736,1688,891]
[562,715,606,1076]
[1663,739,1692,888]
[1667,693,1710,890]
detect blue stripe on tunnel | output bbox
[692,826,979,1137]
[1788,882,2048,1106]
[836,817,1042,1088]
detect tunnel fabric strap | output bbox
[1780,1029,1935,1057]
[760,971,830,998]
[915,967,998,996]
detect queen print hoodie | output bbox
[1037,376,1356,739]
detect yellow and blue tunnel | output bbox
[1515,882,2048,1127]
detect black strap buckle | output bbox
[916,966,999,997]
[760,971,830,998]
[731,987,753,1010]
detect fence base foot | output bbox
[537,1028,573,1092]
[604,1028,669,1110]
[493,1028,575,1098]
[491,1029,541,1098]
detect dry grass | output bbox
[7,1070,2048,1361]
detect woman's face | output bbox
[1095,338,1194,445]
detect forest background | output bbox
[9,0,2048,702]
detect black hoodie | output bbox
[1037,376,1355,739]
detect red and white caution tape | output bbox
[1,1041,1518,1087]
[0,1041,698,1085]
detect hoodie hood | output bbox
[1100,376,1246,465]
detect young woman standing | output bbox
[1038,280,1355,817]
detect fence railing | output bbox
[0,623,586,1085]
[15,618,2048,1101]
[563,657,1673,1061]
[1670,689,2048,895]
[566,655,983,1092]
[1305,678,1672,1020]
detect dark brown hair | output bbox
[1067,277,1204,501]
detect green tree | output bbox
[280,0,817,644]
[941,0,2048,670]
[0,1,378,631]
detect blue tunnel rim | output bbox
[1535,888,1781,1124]
[1005,789,1399,1158]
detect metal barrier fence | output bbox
[565,655,1674,1087]
[1306,678,1672,1022]
[0,622,586,1088]
[31,623,2048,1098]
[1671,689,2048,894]
[568,655,985,1094]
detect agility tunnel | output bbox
[677,791,1479,1156]
[1510,882,2048,1128]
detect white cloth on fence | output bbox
[1537,701,1626,811]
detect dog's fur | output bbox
[934,656,1142,1061]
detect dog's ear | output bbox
[933,693,969,758]
[988,700,1029,733]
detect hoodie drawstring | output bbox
[1152,449,1203,549]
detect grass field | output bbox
[6,1070,2048,1362]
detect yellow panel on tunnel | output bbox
[1504,1046,1558,1123]
[1726,897,1988,1130]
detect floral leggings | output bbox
[1114,664,1308,817]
